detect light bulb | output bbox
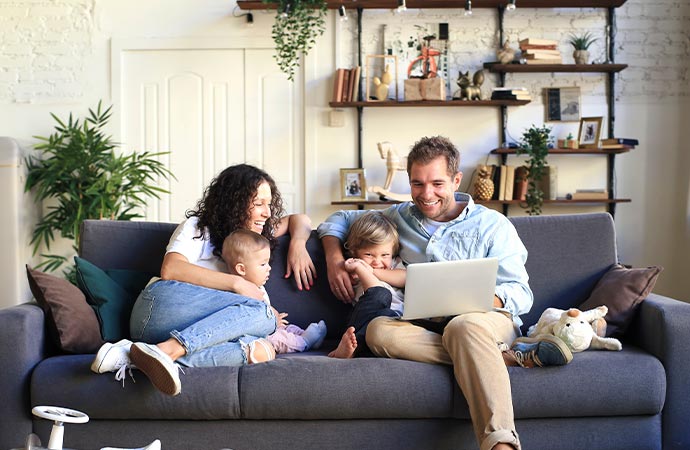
[464,0,472,16]
[338,5,348,21]
[396,0,407,13]
[506,0,517,11]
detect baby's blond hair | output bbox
[222,229,270,267]
[345,211,399,256]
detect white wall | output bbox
[0,0,688,305]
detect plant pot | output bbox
[573,50,589,65]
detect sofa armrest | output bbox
[627,293,690,450]
[0,303,49,450]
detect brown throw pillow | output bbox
[579,263,663,337]
[26,265,104,353]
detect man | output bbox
[317,136,571,450]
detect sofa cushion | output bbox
[25,265,103,354]
[74,256,154,342]
[510,346,665,418]
[238,356,457,419]
[579,264,663,337]
[31,355,242,420]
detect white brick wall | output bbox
[0,0,93,103]
[0,0,686,104]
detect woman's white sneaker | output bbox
[129,342,181,396]
[91,339,133,374]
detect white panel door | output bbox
[244,48,303,215]
[118,45,303,223]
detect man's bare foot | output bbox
[328,326,357,358]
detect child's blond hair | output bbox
[222,229,270,267]
[344,211,399,256]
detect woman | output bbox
[91,164,315,396]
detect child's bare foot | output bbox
[328,326,357,358]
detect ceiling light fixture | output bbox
[396,0,407,13]
[506,0,517,11]
[464,0,472,16]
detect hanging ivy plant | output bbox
[267,0,327,81]
[516,125,552,216]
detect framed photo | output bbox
[578,116,603,148]
[545,87,581,122]
[340,168,367,201]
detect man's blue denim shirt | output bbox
[316,192,534,327]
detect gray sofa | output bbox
[1,213,688,450]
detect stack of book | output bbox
[519,38,562,65]
[491,87,531,101]
[331,67,361,103]
[571,188,608,200]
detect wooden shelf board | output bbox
[491,146,633,155]
[484,63,628,73]
[239,0,627,10]
[329,99,530,107]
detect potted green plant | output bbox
[268,0,327,81]
[568,32,598,64]
[25,101,174,280]
[516,125,553,216]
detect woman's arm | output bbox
[275,214,316,291]
[160,252,264,299]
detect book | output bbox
[537,166,558,200]
[519,38,558,47]
[601,137,639,146]
[332,68,346,102]
[523,51,562,60]
[345,68,356,103]
[513,166,529,201]
[520,44,558,51]
[492,91,531,101]
[523,49,562,58]
[571,189,609,200]
[498,165,507,201]
[341,69,351,102]
[350,66,361,102]
[600,144,634,149]
[491,164,501,200]
[503,165,515,202]
[524,58,563,65]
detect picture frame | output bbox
[340,168,367,201]
[365,54,398,102]
[578,116,603,148]
[545,87,581,122]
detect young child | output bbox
[222,229,327,355]
[329,211,406,359]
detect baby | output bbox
[329,211,406,358]
[222,229,327,355]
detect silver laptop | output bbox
[401,258,499,320]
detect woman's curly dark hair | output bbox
[186,164,285,255]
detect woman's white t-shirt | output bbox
[166,217,228,272]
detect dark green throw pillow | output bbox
[74,257,154,342]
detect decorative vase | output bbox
[573,50,589,65]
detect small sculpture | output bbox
[473,165,494,200]
[496,40,516,64]
[372,64,393,101]
[367,141,411,202]
[452,70,484,100]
